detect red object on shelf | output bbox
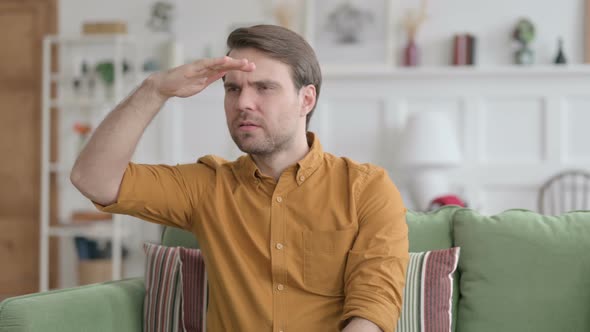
[73,122,92,136]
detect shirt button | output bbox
[276,196,283,203]
[299,175,305,182]
[276,243,284,250]
[277,284,284,291]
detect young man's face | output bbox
[224,48,314,156]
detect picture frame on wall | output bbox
[304,0,395,70]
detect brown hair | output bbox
[226,24,322,130]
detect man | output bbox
[71,25,408,332]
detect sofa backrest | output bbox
[407,205,459,251]
[161,226,199,248]
[160,207,590,332]
[452,208,590,332]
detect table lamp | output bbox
[397,110,463,211]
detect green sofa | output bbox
[2,206,590,332]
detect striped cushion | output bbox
[143,243,207,332]
[179,247,208,331]
[397,247,460,332]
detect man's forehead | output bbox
[225,64,289,85]
[224,70,271,84]
[229,48,289,70]
[225,48,294,85]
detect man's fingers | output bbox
[204,71,227,86]
[201,57,254,73]
[198,56,230,68]
[185,57,255,79]
[205,58,255,74]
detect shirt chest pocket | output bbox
[303,229,357,296]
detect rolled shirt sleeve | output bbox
[340,168,409,332]
[93,161,213,230]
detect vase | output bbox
[515,44,534,65]
[404,38,419,67]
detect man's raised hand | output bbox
[150,56,255,100]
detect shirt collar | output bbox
[236,132,324,184]
[296,132,324,183]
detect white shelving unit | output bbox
[40,34,141,292]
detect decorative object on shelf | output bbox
[143,58,160,72]
[73,122,92,152]
[258,0,305,33]
[305,0,395,68]
[93,60,132,98]
[554,37,567,65]
[147,1,175,33]
[397,110,463,211]
[82,21,127,35]
[402,0,428,67]
[160,39,185,69]
[513,18,536,65]
[75,237,129,285]
[325,2,373,44]
[73,61,98,100]
[147,1,184,69]
[452,33,476,66]
[94,61,131,86]
[274,0,305,32]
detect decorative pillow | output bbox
[143,243,207,332]
[396,247,460,332]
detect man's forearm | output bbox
[341,317,383,332]
[70,76,168,206]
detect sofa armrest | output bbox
[0,278,144,332]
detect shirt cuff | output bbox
[92,200,117,213]
[340,292,400,332]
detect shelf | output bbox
[49,98,116,109]
[48,221,127,239]
[41,34,142,291]
[44,34,136,45]
[50,73,141,84]
[321,64,590,80]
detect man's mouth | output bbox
[238,122,260,131]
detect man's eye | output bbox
[226,87,239,92]
[258,86,270,91]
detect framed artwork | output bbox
[305,0,395,69]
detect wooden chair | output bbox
[538,169,590,215]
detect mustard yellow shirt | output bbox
[97,132,408,332]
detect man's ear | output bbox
[299,84,316,117]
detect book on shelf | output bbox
[452,33,477,66]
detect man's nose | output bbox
[237,87,257,111]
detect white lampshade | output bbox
[398,111,462,168]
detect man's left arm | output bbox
[340,168,409,332]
